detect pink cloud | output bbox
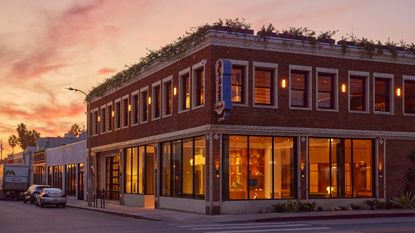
[98,67,117,75]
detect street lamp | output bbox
[66,87,93,207]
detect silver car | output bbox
[36,188,67,208]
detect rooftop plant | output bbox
[88,19,415,99]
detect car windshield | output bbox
[44,188,62,194]
[35,186,49,191]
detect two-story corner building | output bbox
[88,27,415,214]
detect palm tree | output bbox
[8,135,18,154]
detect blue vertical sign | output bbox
[215,59,232,121]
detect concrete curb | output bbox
[67,204,164,222]
[67,204,415,223]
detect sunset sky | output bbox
[0,0,414,155]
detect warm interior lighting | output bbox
[173,87,177,96]
[111,110,115,117]
[97,116,101,122]
[281,79,287,88]
[341,84,347,93]
[148,97,152,105]
[396,88,401,97]
[190,154,206,166]
[128,104,131,111]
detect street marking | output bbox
[189,224,307,231]
[203,227,332,233]
[178,222,301,228]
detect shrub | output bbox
[390,192,415,209]
[366,199,386,210]
[273,200,318,212]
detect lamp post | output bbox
[66,87,93,207]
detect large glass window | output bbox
[290,71,308,108]
[255,69,273,105]
[161,136,206,198]
[308,138,373,198]
[404,79,415,114]
[232,66,245,103]
[226,135,295,200]
[124,145,153,195]
[374,78,391,112]
[194,68,205,106]
[317,73,335,109]
[350,76,367,111]
[65,164,76,196]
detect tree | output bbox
[68,123,84,137]
[15,123,40,150]
[8,135,18,153]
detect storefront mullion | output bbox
[271,138,275,200]
[246,136,250,200]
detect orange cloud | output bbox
[98,68,117,75]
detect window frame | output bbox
[372,73,394,115]
[92,108,99,136]
[152,81,162,120]
[131,91,139,126]
[139,87,149,124]
[191,61,206,110]
[100,105,106,134]
[348,71,370,114]
[289,65,312,110]
[403,75,415,116]
[162,76,173,118]
[252,62,278,109]
[178,67,191,113]
[229,59,249,106]
[121,95,130,129]
[106,102,113,132]
[315,68,339,112]
[114,98,122,130]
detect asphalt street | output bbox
[1,200,414,233]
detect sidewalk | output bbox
[67,199,415,223]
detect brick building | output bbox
[88,27,415,214]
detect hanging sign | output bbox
[214,59,232,121]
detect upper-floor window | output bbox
[317,71,337,110]
[93,110,99,135]
[232,66,245,104]
[107,104,113,132]
[115,100,121,129]
[122,96,129,128]
[231,60,249,105]
[192,65,205,108]
[290,68,311,109]
[374,75,393,113]
[100,107,106,133]
[140,88,148,123]
[152,83,161,119]
[404,77,415,114]
[179,70,191,112]
[162,77,173,116]
[349,75,368,112]
[253,62,278,108]
[254,69,273,105]
[131,92,139,125]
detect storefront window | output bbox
[125,146,152,195]
[138,146,145,194]
[65,164,76,196]
[125,148,132,193]
[309,138,373,198]
[274,138,294,199]
[145,145,155,195]
[227,135,295,200]
[161,136,206,198]
[161,142,171,196]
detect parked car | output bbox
[36,188,66,208]
[23,185,50,204]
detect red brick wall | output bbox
[91,44,415,148]
[385,139,415,198]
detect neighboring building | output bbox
[88,27,415,214]
[31,133,86,186]
[45,140,86,200]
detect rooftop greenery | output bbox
[88,18,415,100]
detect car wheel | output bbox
[23,199,27,204]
